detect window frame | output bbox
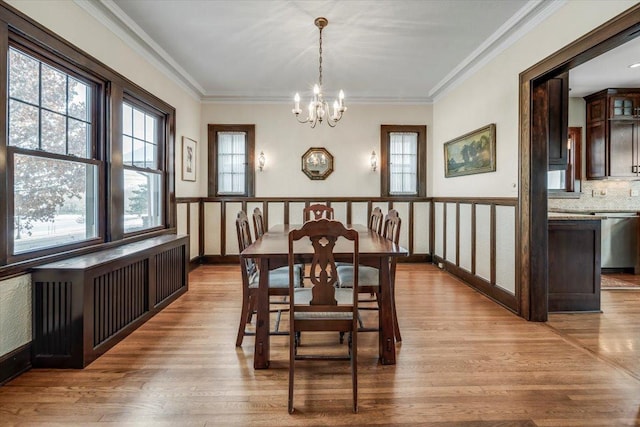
[121,95,166,236]
[5,37,106,263]
[208,124,255,197]
[380,125,427,197]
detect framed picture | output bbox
[444,124,496,178]
[182,137,197,181]
[301,147,334,180]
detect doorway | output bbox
[519,5,640,321]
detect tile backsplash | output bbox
[548,179,640,212]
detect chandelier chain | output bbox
[318,26,323,89]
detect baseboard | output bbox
[601,267,634,274]
[188,258,202,271]
[432,255,518,315]
[0,343,31,386]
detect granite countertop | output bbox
[548,208,639,215]
[548,212,607,220]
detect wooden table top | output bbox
[241,224,407,258]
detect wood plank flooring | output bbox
[1,263,640,426]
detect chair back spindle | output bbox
[303,203,334,221]
[252,207,266,239]
[368,207,384,235]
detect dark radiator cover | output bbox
[32,235,189,368]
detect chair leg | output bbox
[392,303,402,342]
[236,293,251,347]
[288,329,296,414]
[391,284,402,342]
[247,295,257,324]
[352,327,358,413]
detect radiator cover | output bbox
[32,235,189,368]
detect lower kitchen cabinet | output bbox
[548,219,601,312]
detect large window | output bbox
[122,100,163,233]
[8,46,100,255]
[0,9,176,268]
[208,124,255,197]
[380,125,427,197]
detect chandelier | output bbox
[292,17,346,128]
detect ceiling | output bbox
[570,35,640,98]
[82,0,570,103]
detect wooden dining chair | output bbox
[288,219,359,414]
[235,211,303,347]
[252,207,266,239]
[368,207,384,235]
[303,203,334,221]
[336,209,402,342]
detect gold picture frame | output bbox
[444,124,496,178]
[301,147,334,180]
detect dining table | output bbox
[240,223,408,369]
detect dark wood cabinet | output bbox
[548,219,601,312]
[585,88,640,179]
[610,93,640,118]
[535,73,569,170]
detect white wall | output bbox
[201,103,432,197]
[432,0,637,198]
[0,275,31,356]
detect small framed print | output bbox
[182,136,197,181]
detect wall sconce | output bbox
[370,151,377,171]
[258,151,266,171]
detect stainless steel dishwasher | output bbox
[596,212,637,270]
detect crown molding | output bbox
[74,0,204,100]
[201,94,433,105]
[430,0,567,102]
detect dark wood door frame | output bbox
[519,5,640,321]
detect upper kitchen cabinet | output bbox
[585,88,640,179]
[535,73,569,171]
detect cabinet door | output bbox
[609,120,636,177]
[546,75,569,170]
[586,121,606,179]
[610,95,640,119]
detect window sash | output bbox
[389,132,418,195]
[217,131,247,195]
[8,47,93,159]
[11,151,99,255]
[122,101,160,170]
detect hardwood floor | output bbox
[1,263,640,426]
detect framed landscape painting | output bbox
[444,124,496,178]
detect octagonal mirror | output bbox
[301,147,334,180]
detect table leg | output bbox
[378,258,396,365]
[254,258,270,369]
